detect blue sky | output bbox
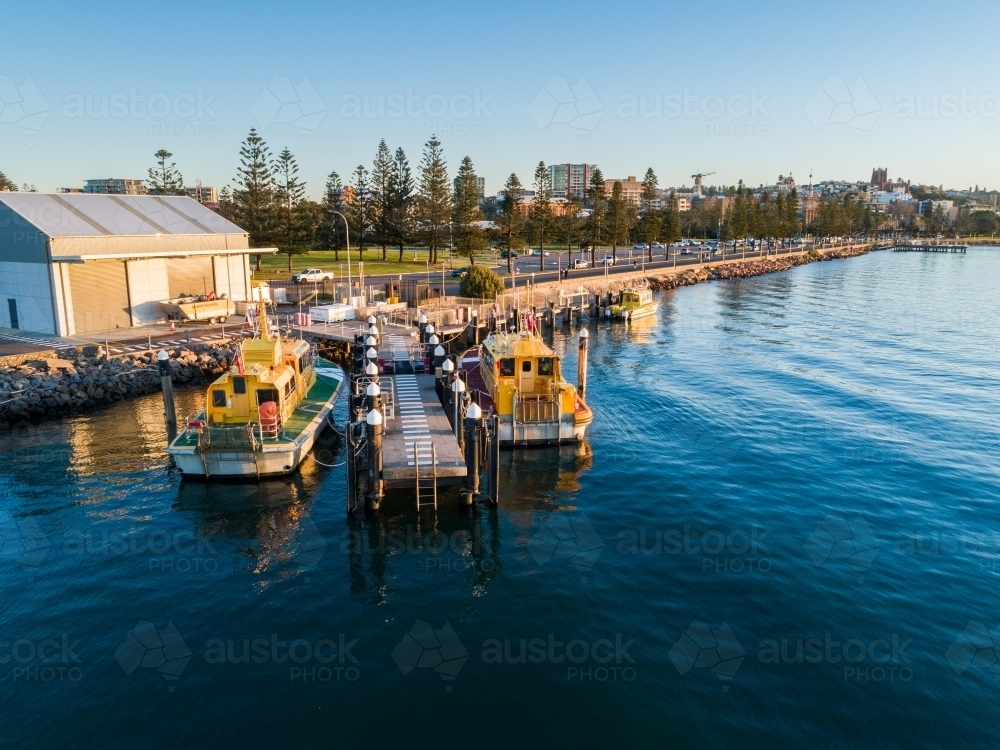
[2,0,999,197]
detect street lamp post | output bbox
[331,211,351,304]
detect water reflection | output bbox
[172,425,341,588]
[340,440,592,602]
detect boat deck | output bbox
[171,365,343,448]
[460,349,495,413]
[381,371,467,487]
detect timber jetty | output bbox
[891,243,967,253]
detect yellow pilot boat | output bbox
[167,308,344,478]
[610,286,659,321]
[462,324,593,445]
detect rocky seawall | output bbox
[648,245,872,291]
[0,342,239,431]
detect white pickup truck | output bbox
[292,268,334,283]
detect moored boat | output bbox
[462,323,592,445]
[166,308,344,478]
[610,285,659,321]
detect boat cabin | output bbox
[480,331,576,419]
[204,337,315,432]
[621,288,653,307]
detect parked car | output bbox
[500,250,519,259]
[652,242,664,249]
[600,255,617,266]
[292,268,334,283]
[572,259,589,269]
[529,248,551,256]
[450,268,468,278]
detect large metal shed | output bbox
[0,193,274,336]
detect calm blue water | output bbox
[3,249,1000,748]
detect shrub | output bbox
[460,265,505,299]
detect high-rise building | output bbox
[547,163,597,199]
[83,178,147,195]
[184,184,218,205]
[603,176,643,206]
[453,175,485,198]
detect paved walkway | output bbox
[0,322,235,359]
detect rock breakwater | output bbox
[648,245,871,291]
[0,342,239,430]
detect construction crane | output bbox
[691,172,716,197]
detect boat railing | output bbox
[198,422,259,454]
[515,395,559,423]
[258,413,282,440]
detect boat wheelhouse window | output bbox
[521,360,532,373]
[232,377,247,395]
[298,351,312,374]
[499,358,515,377]
[256,388,279,406]
[212,390,227,407]
[538,357,553,376]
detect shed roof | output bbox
[0,193,245,238]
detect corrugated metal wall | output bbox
[211,255,249,301]
[68,261,131,332]
[126,258,170,325]
[167,257,214,298]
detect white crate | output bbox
[310,304,355,323]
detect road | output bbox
[287,243,819,298]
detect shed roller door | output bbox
[68,261,131,333]
[167,257,214,298]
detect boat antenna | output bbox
[258,300,269,338]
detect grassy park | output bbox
[250,245,588,280]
